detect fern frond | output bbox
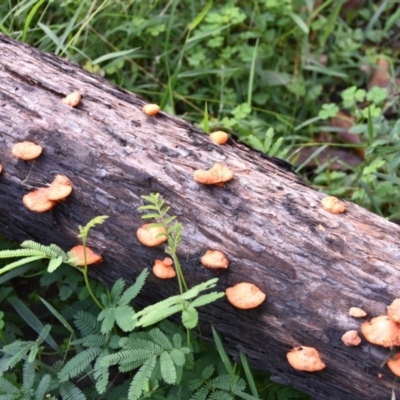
[21,241,67,259]
[94,350,110,395]
[159,320,181,336]
[202,365,215,380]
[190,385,209,400]
[73,310,99,336]
[118,359,144,372]
[2,340,33,369]
[110,278,125,305]
[0,376,19,395]
[170,348,186,367]
[37,324,51,345]
[77,215,109,241]
[49,244,69,261]
[115,304,136,332]
[149,328,173,351]
[34,373,51,400]
[22,361,35,391]
[59,381,86,400]
[118,269,148,306]
[77,334,106,348]
[58,347,102,382]
[100,349,158,368]
[127,355,157,400]
[98,307,116,334]
[160,352,176,384]
[208,390,233,400]
[0,248,44,258]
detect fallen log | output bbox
[1,33,400,400]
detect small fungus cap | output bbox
[209,131,229,145]
[321,196,346,214]
[387,299,400,323]
[12,141,43,160]
[361,315,400,347]
[142,104,160,116]
[201,250,229,269]
[193,163,234,185]
[23,188,56,213]
[62,91,81,107]
[47,174,73,201]
[136,224,167,247]
[69,245,103,266]
[341,330,362,346]
[387,353,400,377]
[152,257,176,279]
[349,307,367,318]
[225,283,266,309]
[287,347,326,372]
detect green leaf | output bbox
[119,269,149,305]
[47,255,63,273]
[190,292,225,308]
[189,1,213,31]
[22,0,45,42]
[182,306,198,329]
[115,305,136,332]
[93,48,139,64]
[212,326,235,379]
[98,307,116,334]
[288,12,309,34]
[160,352,177,384]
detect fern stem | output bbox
[170,253,188,293]
[82,265,103,310]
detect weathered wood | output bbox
[1,33,400,400]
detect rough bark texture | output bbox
[1,34,400,400]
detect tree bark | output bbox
[1,33,400,400]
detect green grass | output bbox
[1,0,400,398]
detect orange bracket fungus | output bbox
[46,174,73,201]
[136,224,167,247]
[142,103,160,116]
[23,188,57,213]
[201,250,229,269]
[287,346,326,372]
[349,307,367,318]
[387,353,400,377]
[387,298,400,323]
[209,131,229,145]
[321,196,346,214]
[69,245,103,266]
[152,257,176,279]
[12,141,43,160]
[62,91,81,107]
[0,164,2,173]
[361,315,400,347]
[193,163,234,186]
[341,330,362,346]
[225,282,266,309]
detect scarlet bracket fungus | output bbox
[23,188,57,213]
[361,315,400,347]
[341,330,362,346]
[209,131,229,145]
[225,282,266,309]
[12,141,43,160]
[142,104,160,116]
[47,174,73,201]
[387,353,400,377]
[287,346,326,372]
[201,250,229,269]
[152,257,176,279]
[136,224,167,247]
[69,245,103,266]
[62,91,81,107]
[349,307,367,318]
[193,163,234,186]
[387,299,400,323]
[321,196,346,214]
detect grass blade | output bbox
[212,326,235,379]
[22,0,45,42]
[239,352,259,398]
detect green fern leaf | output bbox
[128,355,157,400]
[190,385,209,400]
[115,305,136,332]
[190,292,225,308]
[119,269,149,306]
[160,352,176,384]
[208,390,233,400]
[110,278,125,304]
[0,376,19,395]
[73,310,100,336]
[100,349,158,368]
[37,324,52,345]
[77,215,109,241]
[98,307,116,334]
[170,348,186,367]
[182,305,198,329]
[0,248,44,258]
[149,328,173,351]
[76,334,106,348]
[22,361,35,391]
[59,381,86,400]
[2,341,33,370]
[94,350,110,394]
[21,241,67,259]
[34,373,51,400]
[202,365,215,380]
[58,347,102,382]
